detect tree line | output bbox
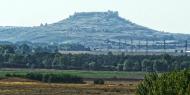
[1,44,190,71]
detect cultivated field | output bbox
[0,69,144,95]
[0,68,146,79]
[0,78,139,95]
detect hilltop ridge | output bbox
[0,11,189,49]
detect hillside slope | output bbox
[0,11,189,48]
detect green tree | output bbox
[141,59,153,72]
[116,64,123,71]
[88,61,96,70]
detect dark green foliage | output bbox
[94,79,105,84]
[5,73,26,78]
[1,52,190,72]
[5,73,12,77]
[1,44,190,72]
[5,73,84,83]
[136,70,190,95]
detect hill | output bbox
[0,11,189,49]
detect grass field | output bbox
[0,68,145,95]
[0,78,139,95]
[0,68,146,79]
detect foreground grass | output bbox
[0,68,146,79]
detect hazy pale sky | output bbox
[0,0,189,34]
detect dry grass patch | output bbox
[0,78,139,95]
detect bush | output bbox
[136,70,190,95]
[94,79,105,84]
[25,73,84,83]
[5,73,25,78]
[5,73,12,77]
[5,72,84,83]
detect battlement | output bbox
[71,10,119,18]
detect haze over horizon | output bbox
[0,0,189,34]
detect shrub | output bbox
[136,70,190,95]
[4,72,84,83]
[94,79,105,84]
[5,73,12,77]
[26,73,84,83]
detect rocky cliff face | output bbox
[0,11,189,48]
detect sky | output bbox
[0,0,189,34]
